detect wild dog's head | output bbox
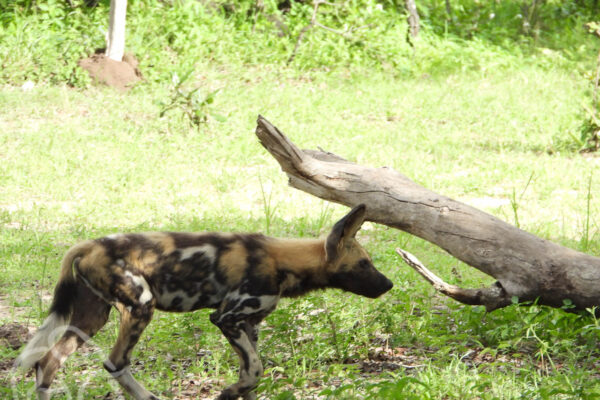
[325,204,393,298]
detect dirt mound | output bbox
[79,53,142,91]
[0,323,30,350]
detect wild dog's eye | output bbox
[359,259,370,269]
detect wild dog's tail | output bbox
[14,240,95,370]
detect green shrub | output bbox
[1,0,599,87]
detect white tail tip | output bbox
[14,313,67,370]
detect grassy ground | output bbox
[2,63,600,399]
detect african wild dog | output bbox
[16,204,392,400]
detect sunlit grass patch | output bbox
[2,61,600,398]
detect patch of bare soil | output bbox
[167,378,223,400]
[0,322,32,391]
[359,346,428,373]
[0,323,30,351]
[0,293,34,349]
[78,52,142,91]
[0,294,35,390]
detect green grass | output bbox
[3,0,600,398]
[2,64,600,399]
[2,0,599,86]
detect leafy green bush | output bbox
[419,0,597,47]
[158,69,225,129]
[1,0,599,87]
[0,0,105,85]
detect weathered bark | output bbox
[255,115,600,312]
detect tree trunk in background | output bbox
[255,115,600,313]
[106,0,127,61]
[405,0,420,41]
[445,0,452,20]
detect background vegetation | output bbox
[2,0,600,398]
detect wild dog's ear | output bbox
[325,204,367,263]
[340,204,366,238]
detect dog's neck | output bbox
[265,238,329,297]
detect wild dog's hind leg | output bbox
[35,283,111,400]
[104,301,157,400]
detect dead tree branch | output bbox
[395,248,510,311]
[255,115,600,312]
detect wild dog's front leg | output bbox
[212,319,263,400]
[211,293,278,400]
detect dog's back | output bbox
[76,232,272,313]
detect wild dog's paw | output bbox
[216,388,238,400]
[242,391,257,400]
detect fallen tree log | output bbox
[255,115,600,312]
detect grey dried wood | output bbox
[255,115,600,312]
